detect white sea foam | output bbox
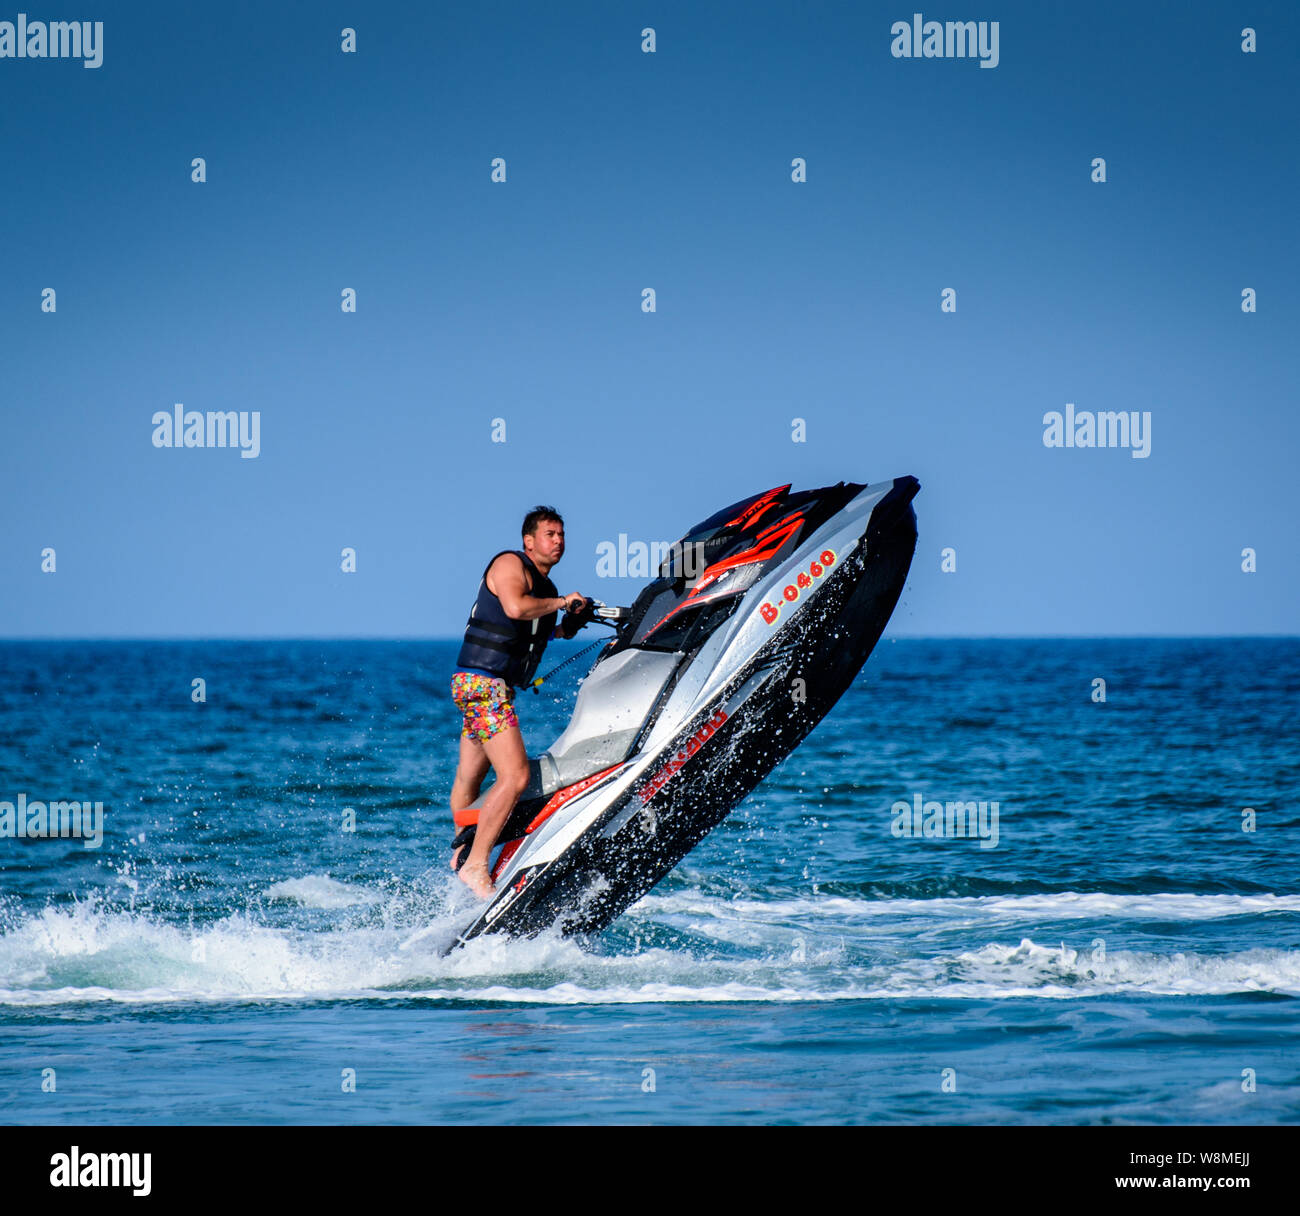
[0,887,1297,1006]
[264,874,381,909]
[634,889,1300,926]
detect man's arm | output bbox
[487,554,575,621]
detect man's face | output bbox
[525,519,565,565]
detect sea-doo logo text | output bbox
[50,1146,151,1196]
[640,708,728,803]
[759,549,836,625]
[484,868,537,926]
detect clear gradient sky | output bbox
[1,1,1295,637]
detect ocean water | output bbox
[1,638,1297,1125]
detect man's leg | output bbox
[457,723,530,898]
[449,734,491,870]
[451,735,491,812]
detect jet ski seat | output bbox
[460,647,680,816]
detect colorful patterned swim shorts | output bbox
[451,672,519,743]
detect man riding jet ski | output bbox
[448,505,591,898]
[443,475,919,952]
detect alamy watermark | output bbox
[50,1147,150,1196]
[1043,403,1152,459]
[595,536,706,579]
[0,14,102,67]
[152,404,261,458]
[890,13,999,68]
[1,794,103,848]
[891,793,999,848]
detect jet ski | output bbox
[444,475,919,952]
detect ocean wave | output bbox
[633,889,1300,924]
[1,886,1298,1007]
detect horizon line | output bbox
[0,634,1296,643]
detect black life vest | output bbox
[456,550,559,688]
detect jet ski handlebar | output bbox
[558,598,629,641]
[564,597,630,624]
[591,600,630,623]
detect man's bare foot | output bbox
[448,844,468,872]
[457,860,495,899]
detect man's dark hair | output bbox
[522,505,564,539]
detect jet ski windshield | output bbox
[622,578,745,652]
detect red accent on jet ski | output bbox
[488,763,625,881]
[526,764,624,833]
[725,485,790,528]
[752,510,805,550]
[703,512,804,581]
[644,509,808,635]
[491,838,522,878]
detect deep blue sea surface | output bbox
[1,638,1297,1124]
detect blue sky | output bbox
[1,1,1294,637]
